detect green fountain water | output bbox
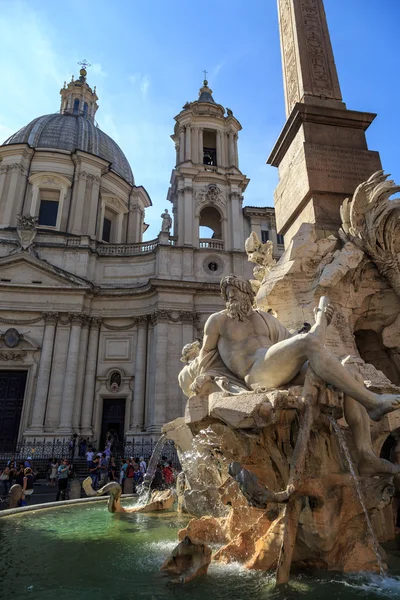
[1,501,400,599]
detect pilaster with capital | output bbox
[179,127,185,163]
[185,125,192,161]
[29,313,58,431]
[58,314,84,432]
[184,184,194,246]
[72,316,90,430]
[234,133,239,168]
[198,128,204,164]
[80,317,102,434]
[228,131,235,166]
[44,315,71,429]
[146,315,168,432]
[3,163,27,226]
[216,131,223,167]
[87,173,101,237]
[71,166,88,234]
[130,317,148,430]
[191,127,199,163]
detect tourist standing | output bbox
[139,457,147,474]
[0,461,13,495]
[79,437,87,457]
[108,457,118,482]
[133,463,143,486]
[163,461,174,487]
[21,467,35,505]
[99,453,108,486]
[56,459,71,501]
[86,447,94,471]
[49,458,58,487]
[89,456,100,490]
[15,463,25,487]
[119,458,129,485]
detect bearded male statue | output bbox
[195,274,400,475]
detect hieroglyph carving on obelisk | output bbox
[278,0,343,116]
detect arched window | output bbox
[73,99,80,114]
[83,102,88,116]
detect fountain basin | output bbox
[1,501,400,599]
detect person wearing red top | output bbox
[162,461,174,486]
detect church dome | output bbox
[3,113,134,185]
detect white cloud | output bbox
[140,75,150,97]
[129,73,151,98]
[91,63,108,78]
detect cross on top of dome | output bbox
[77,59,92,81]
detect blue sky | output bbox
[0,0,398,239]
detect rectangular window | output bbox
[261,230,269,243]
[102,217,112,242]
[277,234,284,245]
[38,189,59,227]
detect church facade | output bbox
[0,67,283,449]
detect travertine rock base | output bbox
[168,390,395,574]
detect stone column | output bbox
[185,126,191,161]
[80,318,101,435]
[87,174,101,238]
[198,128,204,164]
[216,131,222,167]
[71,169,88,235]
[228,132,235,166]
[29,313,58,431]
[45,316,71,430]
[177,188,185,245]
[179,127,185,163]
[72,316,90,431]
[183,185,193,246]
[234,133,239,167]
[222,132,228,166]
[175,143,179,166]
[147,312,168,433]
[192,128,199,164]
[3,165,24,225]
[58,315,83,432]
[130,317,148,430]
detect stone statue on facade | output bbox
[160,208,172,233]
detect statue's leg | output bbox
[247,333,400,421]
[344,373,400,475]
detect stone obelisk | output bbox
[268,0,382,241]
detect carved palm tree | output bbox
[339,171,400,297]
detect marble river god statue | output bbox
[163,272,400,584]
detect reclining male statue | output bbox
[183,274,400,476]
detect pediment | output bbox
[0,253,92,289]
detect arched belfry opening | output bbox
[199,205,222,240]
[203,129,217,166]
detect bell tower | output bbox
[167,78,249,251]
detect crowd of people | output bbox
[0,430,178,507]
[86,449,176,493]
